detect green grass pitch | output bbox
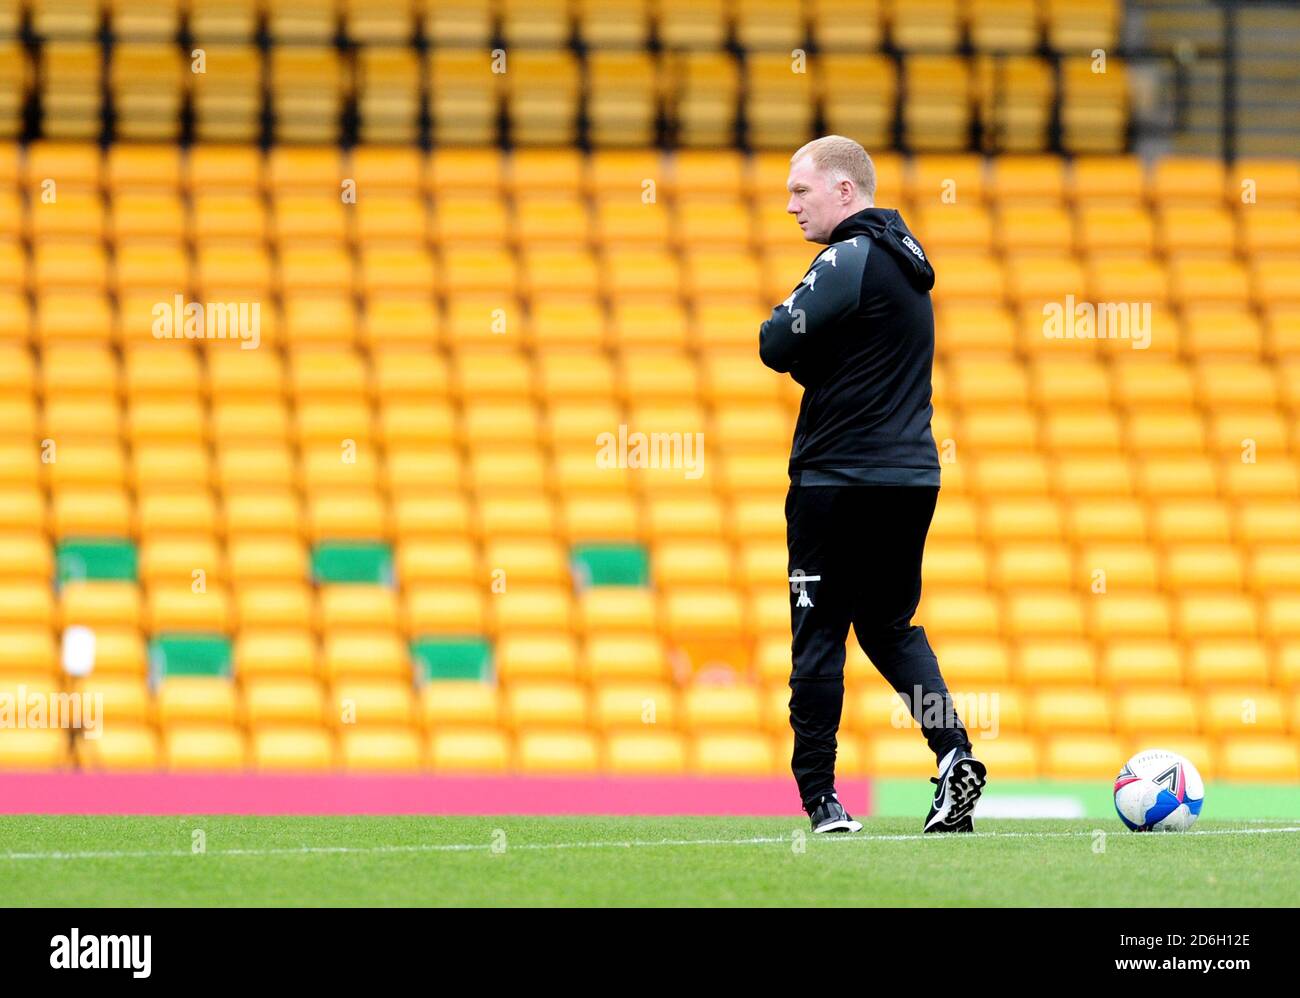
[2,816,1298,906]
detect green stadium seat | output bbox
[411,636,493,682]
[570,543,650,587]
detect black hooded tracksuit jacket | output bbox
[759,206,941,486]
[758,206,972,809]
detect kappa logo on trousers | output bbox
[789,572,821,608]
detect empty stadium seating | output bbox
[0,0,1296,786]
[0,138,1298,782]
[2,0,1129,153]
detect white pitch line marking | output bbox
[1,825,1298,861]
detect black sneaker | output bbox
[807,792,863,833]
[923,748,986,833]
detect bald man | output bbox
[760,135,986,834]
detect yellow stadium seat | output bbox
[356,48,420,143]
[862,731,936,777]
[1176,593,1258,641]
[821,53,894,150]
[1236,501,1300,547]
[59,581,138,630]
[1241,207,1300,256]
[147,584,233,633]
[583,633,670,683]
[971,453,1051,496]
[1005,591,1087,638]
[340,726,422,771]
[72,627,147,677]
[0,625,57,674]
[515,729,600,773]
[137,536,224,587]
[504,681,588,729]
[1043,734,1125,778]
[587,51,658,146]
[845,686,908,734]
[307,492,388,540]
[930,637,1012,686]
[222,491,303,537]
[1099,639,1184,686]
[1149,498,1231,545]
[156,677,239,727]
[662,590,746,645]
[1088,591,1172,640]
[1054,454,1136,498]
[1216,737,1299,781]
[227,536,307,586]
[243,677,327,728]
[991,156,1067,204]
[1162,544,1245,592]
[1201,688,1286,736]
[1115,690,1199,735]
[420,680,500,729]
[164,724,246,770]
[916,590,1000,638]
[251,726,335,771]
[690,731,774,776]
[0,728,71,770]
[1046,0,1120,51]
[322,632,410,682]
[318,585,400,632]
[50,489,131,538]
[982,497,1065,543]
[1071,156,1145,206]
[1030,687,1112,733]
[330,679,416,728]
[972,732,1040,778]
[919,542,988,589]
[1077,543,1159,590]
[41,43,102,140]
[1170,258,1251,308]
[1060,56,1128,154]
[1185,640,1271,687]
[77,722,160,770]
[606,731,688,774]
[682,684,762,731]
[591,682,677,731]
[1249,545,1300,593]
[1152,157,1228,207]
[395,539,478,588]
[494,634,579,682]
[1016,638,1098,685]
[392,494,474,539]
[976,55,1055,152]
[503,52,581,146]
[427,727,511,772]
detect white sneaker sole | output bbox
[924,758,987,832]
[813,817,863,834]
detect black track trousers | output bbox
[785,483,973,810]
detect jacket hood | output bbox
[827,207,935,292]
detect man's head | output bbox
[786,135,876,244]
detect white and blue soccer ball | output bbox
[1113,749,1204,832]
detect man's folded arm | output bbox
[758,242,868,373]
